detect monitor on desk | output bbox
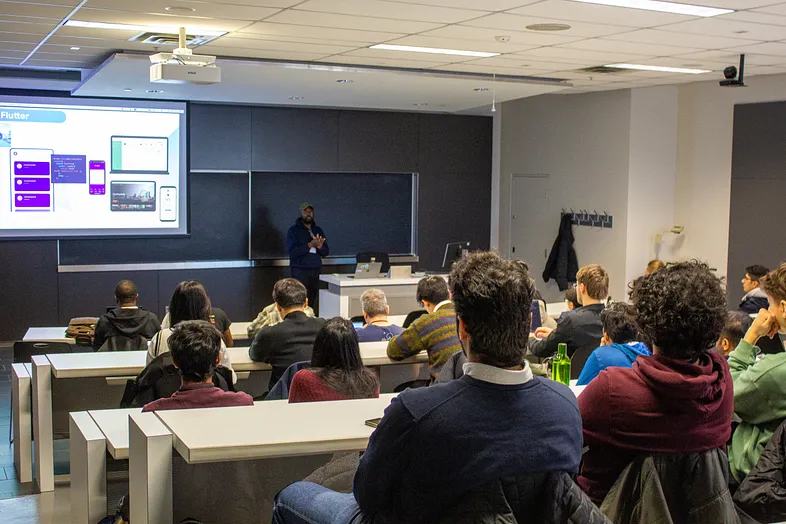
[442,242,471,270]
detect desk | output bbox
[319,274,447,318]
[25,322,254,346]
[11,363,33,483]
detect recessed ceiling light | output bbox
[146,89,164,93]
[288,96,304,100]
[65,20,226,36]
[124,88,132,92]
[568,0,733,17]
[336,79,353,83]
[473,87,490,92]
[607,63,712,74]
[70,46,80,51]
[526,23,571,31]
[413,103,428,106]
[164,6,195,13]
[369,43,499,58]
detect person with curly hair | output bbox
[728,262,786,482]
[577,261,733,504]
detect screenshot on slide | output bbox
[0,97,187,238]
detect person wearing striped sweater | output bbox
[387,275,462,381]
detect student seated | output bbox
[288,318,380,403]
[728,263,786,483]
[249,278,326,390]
[578,261,732,504]
[93,280,161,351]
[161,303,234,347]
[247,303,316,339]
[530,264,608,378]
[142,320,253,412]
[575,302,651,386]
[740,264,770,314]
[715,311,750,359]
[386,275,462,381]
[356,289,403,342]
[149,281,235,382]
[273,251,583,524]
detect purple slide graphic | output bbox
[14,194,51,208]
[13,161,50,176]
[51,155,86,184]
[14,177,50,191]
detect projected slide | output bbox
[0,96,187,238]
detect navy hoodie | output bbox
[286,218,329,270]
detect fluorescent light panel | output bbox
[65,20,227,36]
[569,0,733,17]
[369,44,499,58]
[607,63,712,74]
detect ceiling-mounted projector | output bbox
[149,27,220,85]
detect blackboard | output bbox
[250,172,414,259]
[59,172,249,264]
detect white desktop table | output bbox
[319,274,448,319]
[11,363,33,484]
[24,322,253,346]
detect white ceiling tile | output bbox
[0,19,58,35]
[464,13,635,38]
[670,0,779,7]
[389,0,541,10]
[202,36,357,55]
[0,0,82,6]
[723,41,786,56]
[618,56,722,76]
[753,4,786,16]
[0,2,72,18]
[721,11,786,27]
[384,34,538,53]
[341,47,477,62]
[421,24,586,46]
[0,41,34,52]
[0,32,46,45]
[46,33,176,52]
[25,58,90,68]
[657,18,785,42]
[514,46,651,65]
[509,0,695,28]
[293,0,488,24]
[0,49,32,59]
[603,28,760,49]
[265,9,443,33]
[70,8,251,32]
[200,0,300,6]
[82,1,281,22]
[558,37,704,56]
[34,47,107,59]
[673,50,786,66]
[237,22,404,44]
[430,62,552,75]
[314,54,447,69]
[198,45,330,61]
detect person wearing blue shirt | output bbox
[576,302,651,386]
[356,288,403,342]
[286,203,329,313]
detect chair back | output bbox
[403,309,427,328]
[13,341,73,363]
[356,251,390,273]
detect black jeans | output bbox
[291,267,321,314]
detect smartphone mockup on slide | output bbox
[10,148,54,212]
[159,186,176,222]
[89,161,106,195]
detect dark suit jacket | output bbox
[530,303,604,379]
[248,310,326,389]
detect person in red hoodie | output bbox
[578,260,733,504]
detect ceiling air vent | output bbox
[577,66,628,75]
[129,32,219,47]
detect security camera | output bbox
[720,54,745,87]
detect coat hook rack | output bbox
[561,207,613,229]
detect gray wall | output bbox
[728,101,786,307]
[0,104,492,340]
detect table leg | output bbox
[31,355,54,492]
[70,412,107,524]
[129,412,172,524]
[11,363,32,483]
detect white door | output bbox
[509,175,559,302]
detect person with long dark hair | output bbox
[288,318,379,403]
[148,280,235,381]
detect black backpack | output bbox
[120,352,235,408]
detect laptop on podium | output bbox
[352,262,382,279]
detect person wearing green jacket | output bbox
[728,262,786,482]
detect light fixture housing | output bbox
[369,43,499,58]
[65,20,227,36]
[606,63,712,74]
[70,46,80,51]
[568,0,732,17]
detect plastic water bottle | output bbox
[552,343,571,386]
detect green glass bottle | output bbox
[552,343,571,386]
